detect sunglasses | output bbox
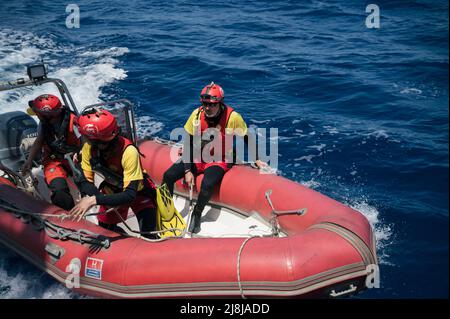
[202,101,220,107]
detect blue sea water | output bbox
[0,0,448,298]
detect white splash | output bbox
[136,115,164,137]
[307,143,326,152]
[367,130,389,140]
[300,179,321,189]
[350,201,394,266]
[294,155,318,163]
[400,88,422,95]
[79,46,130,59]
[323,125,339,135]
[0,248,89,299]
[0,30,131,114]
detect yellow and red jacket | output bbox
[84,136,155,193]
[194,105,235,160]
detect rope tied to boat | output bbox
[108,207,186,243]
[0,200,111,249]
[100,182,195,242]
[236,233,277,299]
[237,236,256,299]
[0,200,71,220]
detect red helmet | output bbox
[29,94,63,116]
[200,82,224,103]
[77,108,119,141]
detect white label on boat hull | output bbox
[85,257,104,280]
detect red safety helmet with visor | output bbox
[200,82,224,104]
[28,94,63,117]
[77,108,119,142]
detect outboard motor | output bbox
[0,111,38,171]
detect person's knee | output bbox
[99,222,125,234]
[162,170,175,184]
[136,208,156,227]
[49,177,70,195]
[163,164,186,193]
[200,178,217,196]
[136,208,157,239]
[201,167,225,191]
[48,177,74,210]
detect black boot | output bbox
[188,209,202,234]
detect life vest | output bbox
[89,136,155,192]
[194,104,234,161]
[42,110,80,158]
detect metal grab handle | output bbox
[273,208,307,216]
[329,284,357,298]
[265,189,275,211]
[265,189,307,216]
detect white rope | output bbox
[0,203,69,220]
[236,236,258,299]
[108,207,185,243]
[236,230,278,299]
[0,202,110,248]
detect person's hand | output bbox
[69,196,97,221]
[21,161,32,176]
[184,170,194,186]
[72,152,78,164]
[255,160,268,169]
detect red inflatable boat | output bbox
[0,66,378,298]
[0,136,378,298]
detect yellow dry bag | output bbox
[155,183,186,238]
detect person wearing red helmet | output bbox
[69,108,157,238]
[162,82,267,234]
[21,94,81,210]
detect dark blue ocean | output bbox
[0,0,448,298]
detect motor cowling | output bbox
[0,111,38,170]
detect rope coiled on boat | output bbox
[0,199,111,249]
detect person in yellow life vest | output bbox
[21,94,81,210]
[163,82,267,234]
[68,108,157,239]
